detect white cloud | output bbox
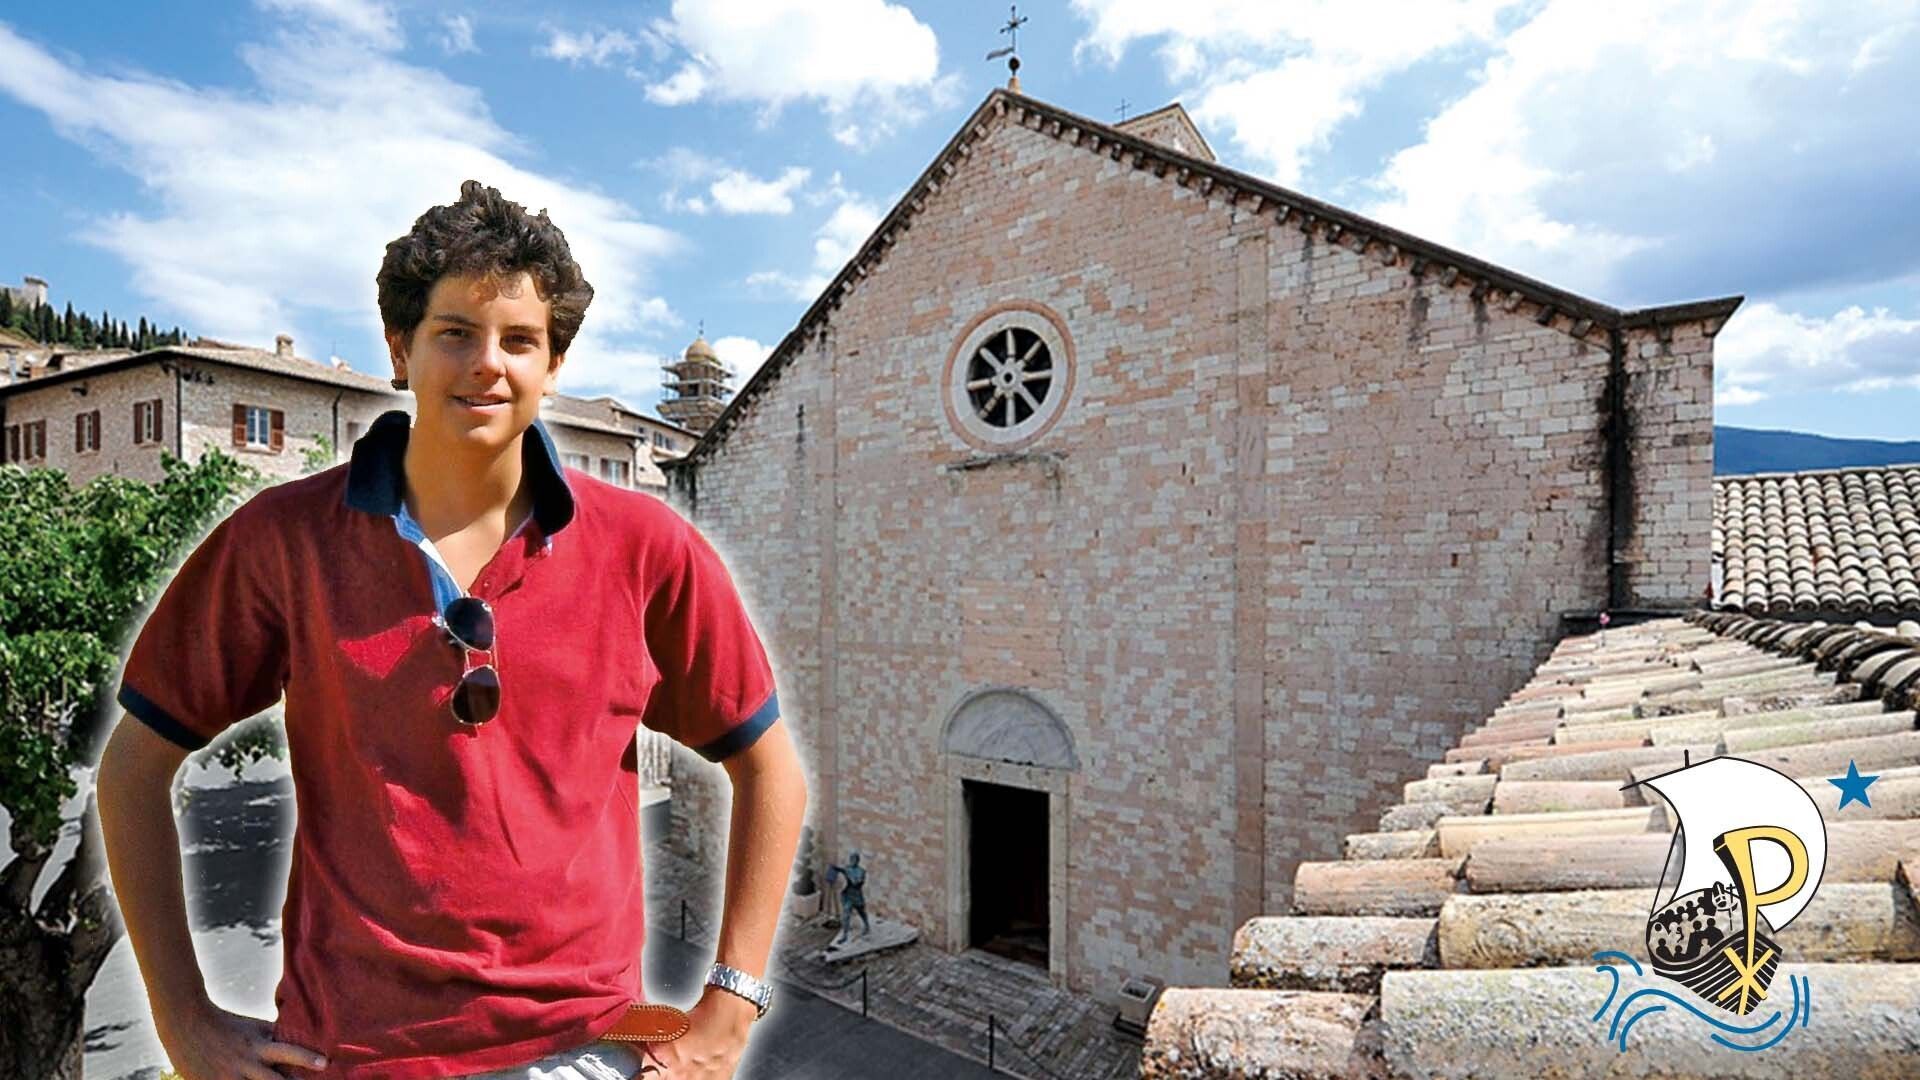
[812,197,882,276]
[0,19,682,408]
[438,14,477,55]
[540,28,639,67]
[1715,301,1920,405]
[1075,0,1920,311]
[709,166,811,215]
[638,0,948,147]
[710,335,773,384]
[644,150,812,216]
[748,192,884,302]
[256,0,401,49]
[1071,0,1520,186]
[1359,0,1920,304]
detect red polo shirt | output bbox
[115,409,781,1079]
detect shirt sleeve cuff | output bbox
[117,682,212,752]
[694,688,781,763]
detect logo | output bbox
[1591,755,1828,1053]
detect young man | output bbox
[97,181,808,1079]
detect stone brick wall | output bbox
[670,102,1720,997]
[2,363,175,485]
[1619,323,1715,607]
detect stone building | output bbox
[661,88,1735,1000]
[0,338,650,490]
[2,274,50,311]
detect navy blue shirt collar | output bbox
[344,409,576,537]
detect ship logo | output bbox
[1591,755,1827,1052]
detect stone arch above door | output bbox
[942,688,1078,770]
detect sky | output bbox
[1,0,1917,439]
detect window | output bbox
[3,424,16,464]
[20,420,46,463]
[561,452,591,472]
[652,431,671,449]
[75,409,101,453]
[600,458,630,486]
[944,303,1075,449]
[133,398,164,445]
[346,420,363,446]
[233,404,284,451]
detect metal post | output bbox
[988,1013,996,1071]
[680,899,688,939]
[860,970,869,1017]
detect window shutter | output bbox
[154,398,164,445]
[133,402,143,445]
[90,409,101,450]
[232,404,246,446]
[75,414,84,453]
[270,409,284,451]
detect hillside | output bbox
[1714,425,1920,476]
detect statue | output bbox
[825,850,872,945]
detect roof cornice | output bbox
[676,87,1744,468]
[0,346,395,398]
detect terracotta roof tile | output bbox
[1716,464,1920,615]
[1144,612,1920,1075]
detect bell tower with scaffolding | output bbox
[658,332,732,434]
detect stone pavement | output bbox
[643,837,1144,1080]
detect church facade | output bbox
[661,88,1735,997]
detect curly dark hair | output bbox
[376,180,595,355]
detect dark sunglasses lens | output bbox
[452,666,501,725]
[444,597,495,650]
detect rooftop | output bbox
[1143,612,1920,1076]
[1715,464,1920,615]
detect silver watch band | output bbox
[705,961,773,1019]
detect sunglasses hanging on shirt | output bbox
[433,595,500,725]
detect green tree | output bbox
[300,432,336,475]
[0,449,270,1079]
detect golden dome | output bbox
[684,336,718,362]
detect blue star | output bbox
[1829,760,1879,810]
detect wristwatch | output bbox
[705,962,773,1019]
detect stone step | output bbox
[1460,820,1920,894]
[1498,743,1714,782]
[1435,806,1666,858]
[1425,759,1485,779]
[1293,858,1463,917]
[1436,883,1920,970]
[1489,780,1635,815]
[1230,916,1436,993]
[1141,988,1381,1080]
[1377,964,1920,1077]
